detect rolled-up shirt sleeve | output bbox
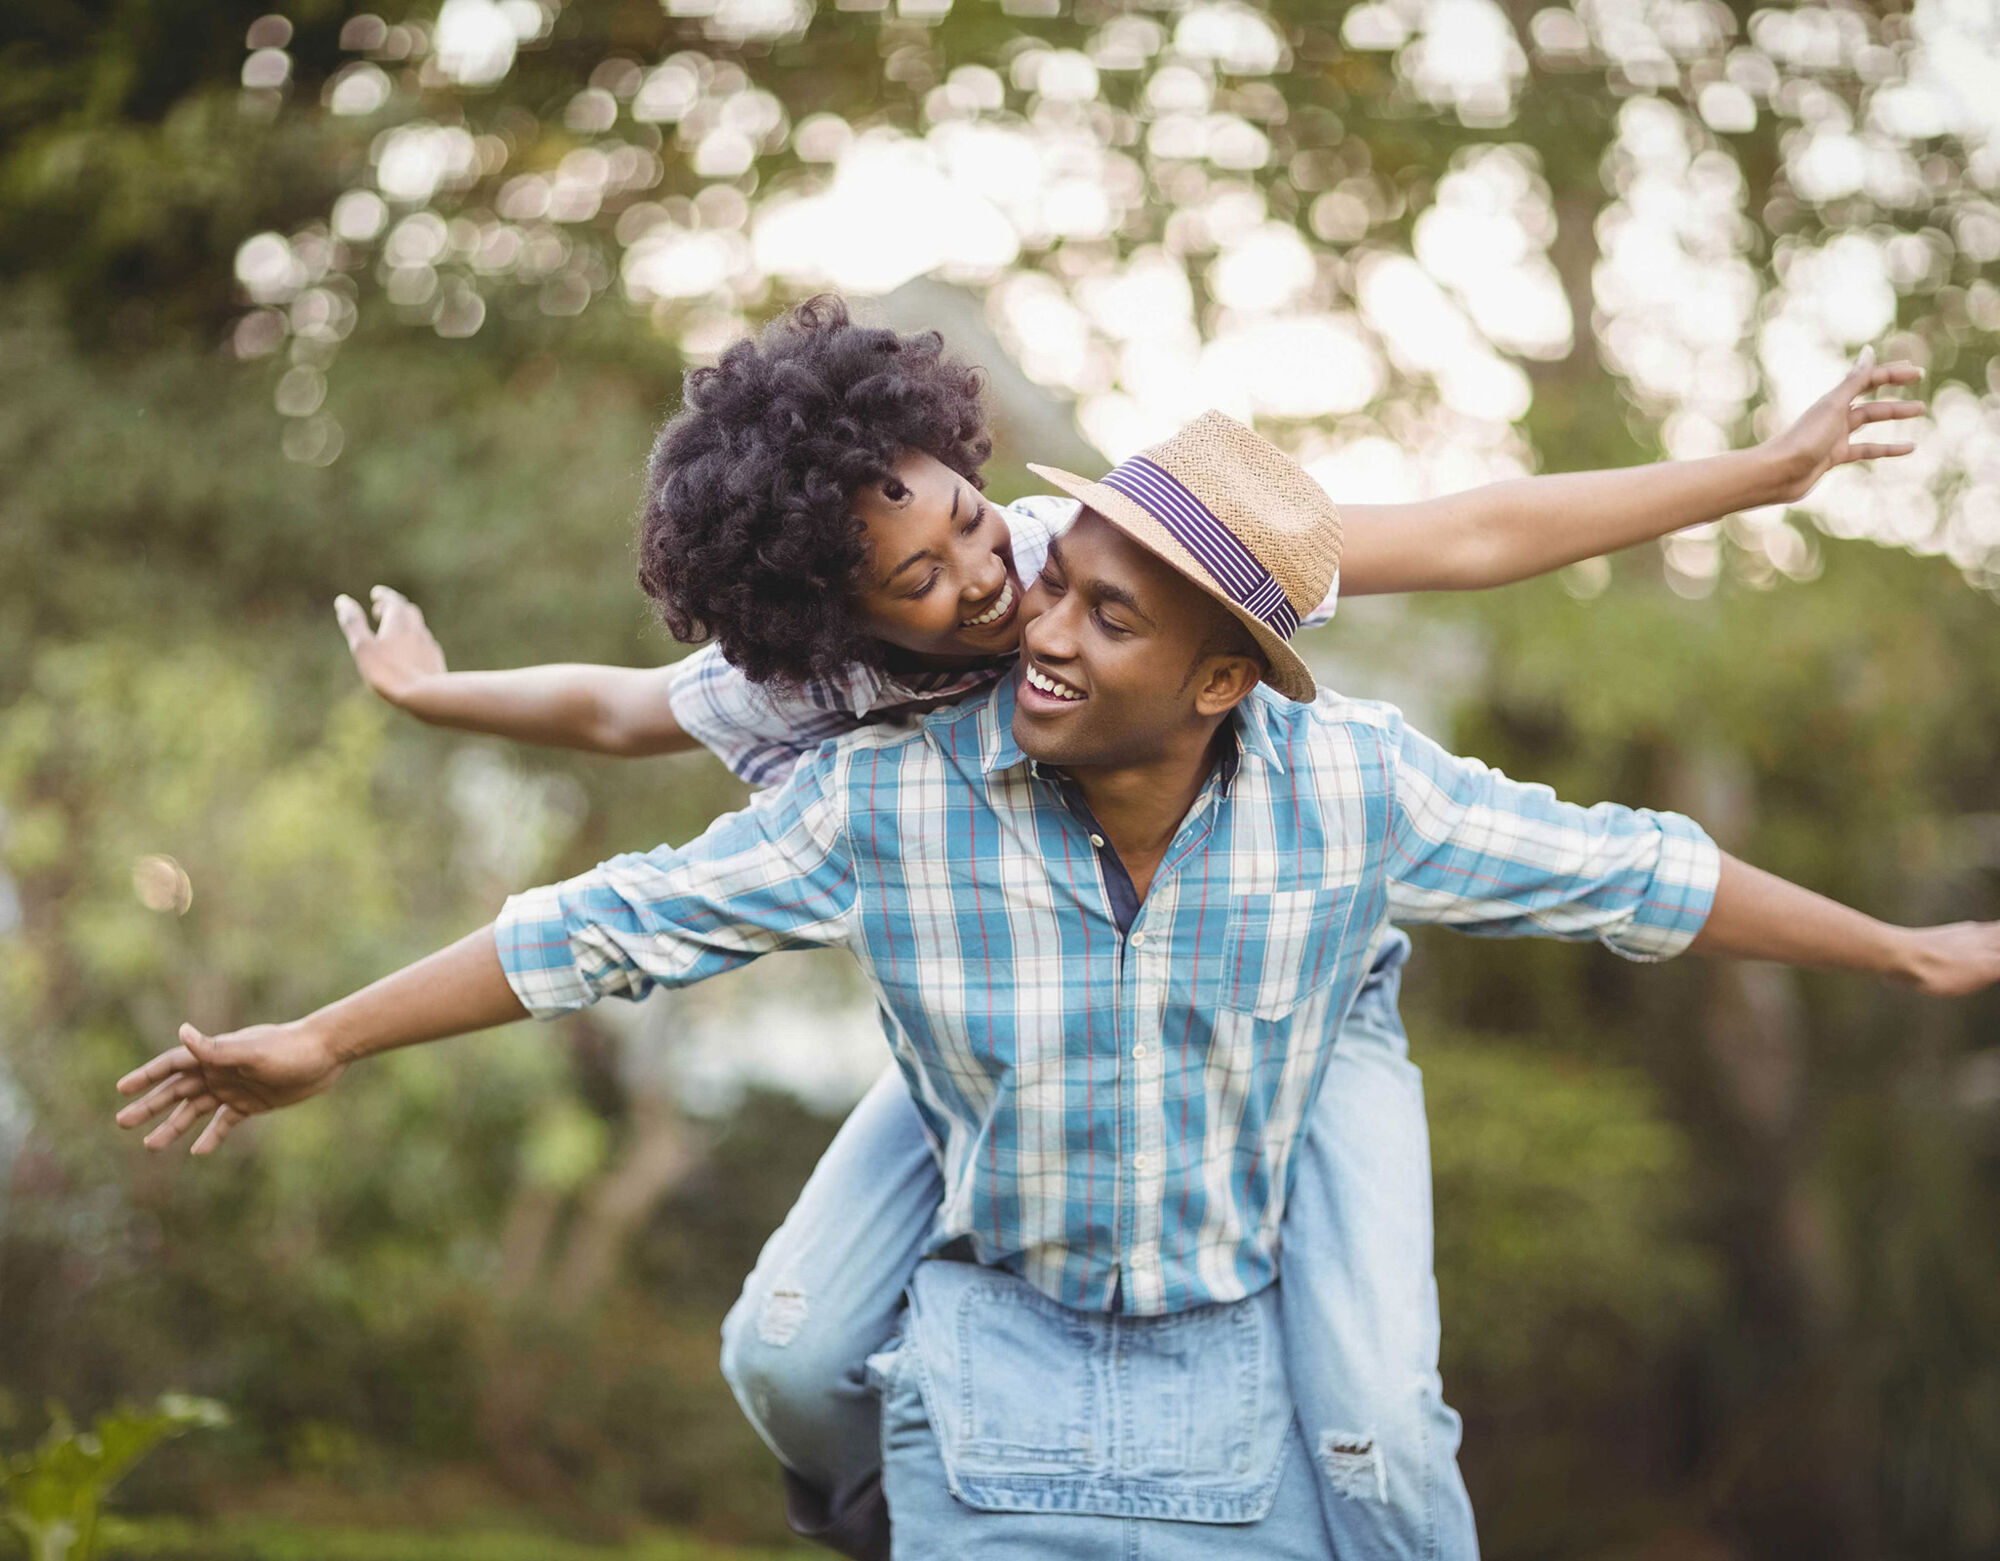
[1384,715,1719,961]
[495,746,857,1017]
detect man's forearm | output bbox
[400,665,696,756]
[1691,853,1911,977]
[311,924,530,1063]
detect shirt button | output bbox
[1132,1044,1148,1061]
[1089,833,1106,848]
[1132,1153,1151,1173]
[1130,931,1147,947]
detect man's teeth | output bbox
[961,579,1014,628]
[1024,665,1085,702]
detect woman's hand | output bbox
[1758,349,1925,505]
[335,585,448,708]
[114,1021,349,1155]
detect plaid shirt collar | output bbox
[835,658,1013,719]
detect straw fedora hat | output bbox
[1027,410,1342,702]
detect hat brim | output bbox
[1027,463,1317,702]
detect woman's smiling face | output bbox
[852,451,1026,665]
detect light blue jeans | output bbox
[720,934,1477,1558]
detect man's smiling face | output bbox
[1012,510,1265,772]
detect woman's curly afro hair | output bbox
[638,295,993,686]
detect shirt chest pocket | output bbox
[1216,885,1357,1020]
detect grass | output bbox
[96,1517,813,1561]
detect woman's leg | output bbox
[1279,931,1480,1560]
[720,1063,942,1517]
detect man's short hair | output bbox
[1183,599,1269,689]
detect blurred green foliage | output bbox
[4,2,1999,1560]
[3,1396,228,1561]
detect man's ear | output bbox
[1190,654,1264,718]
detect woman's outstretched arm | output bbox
[1336,354,1923,597]
[336,585,698,756]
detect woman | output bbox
[337,296,1920,1558]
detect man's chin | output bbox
[1012,706,1086,766]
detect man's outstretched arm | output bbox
[115,743,859,1157]
[1383,718,2000,997]
[1693,853,2000,997]
[114,925,524,1155]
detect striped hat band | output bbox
[1098,456,1301,639]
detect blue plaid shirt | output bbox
[497,677,1718,1315]
[663,494,1341,789]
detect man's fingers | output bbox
[116,1045,197,1096]
[144,1095,216,1151]
[192,1106,245,1156]
[1841,442,1917,462]
[117,1071,206,1129]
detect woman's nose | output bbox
[963,554,1006,603]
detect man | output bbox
[117,414,2000,1554]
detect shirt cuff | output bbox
[1603,811,1722,963]
[495,880,601,1018]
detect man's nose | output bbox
[1022,594,1079,661]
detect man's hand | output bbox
[1759,349,1925,504]
[114,1022,347,1155]
[1894,922,2000,999]
[336,585,447,708]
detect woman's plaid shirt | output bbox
[496,677,1718,1316]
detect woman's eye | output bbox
[909,570,941,599]
[959,502,986,537]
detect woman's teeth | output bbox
[1024,665,1085,702]
[960,579,1014,629]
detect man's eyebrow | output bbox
[1088,576,1157,628]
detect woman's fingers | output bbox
[1840,352,1921,399]
[371,584,409,629]
[1866,361,1922,390]
[1850,399,1925,425]
[370,585,429,637]
[1843,442,1917,461]
[334,594,373,650]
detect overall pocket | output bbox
[901,1262,1295,1522]
[951,1276,1101,1472]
